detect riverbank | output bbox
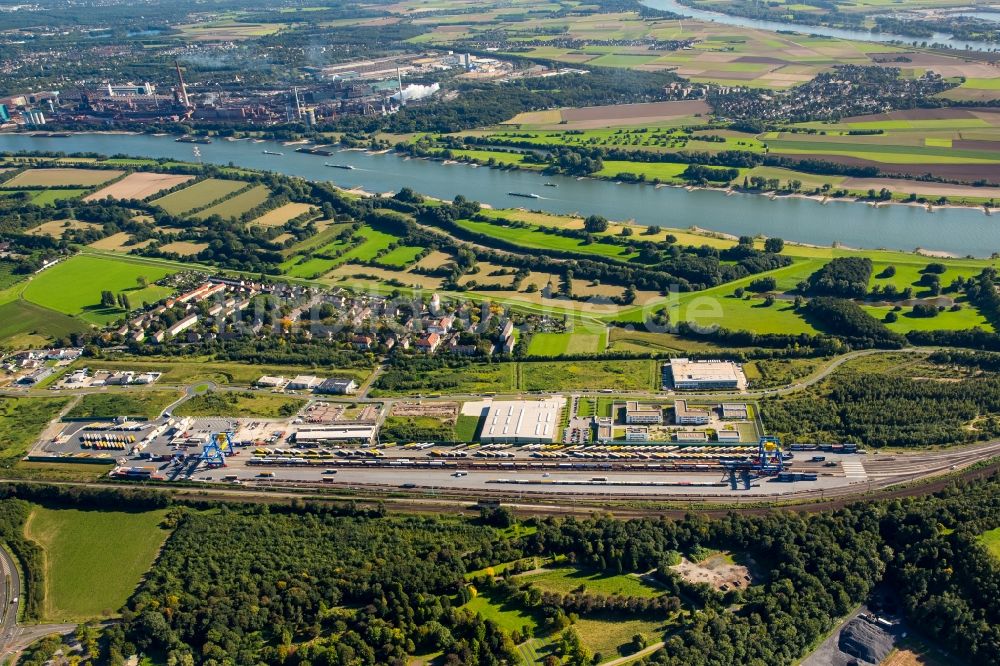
[406,147,999,214]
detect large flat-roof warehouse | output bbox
[665,359,747,390]
[480,399,563,444]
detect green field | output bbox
[0,300,88,347]
[451,149,544,169]
[192,184,271,220]
[0,188,88,205]
[588,53,660,67]
[334,227,400,264]
[456,218,636,260]
[574,615,671,661]
[281,226,402,276]
[174,391,305,418]
[24,505,170,621]
[151,178,247,215]
[521,566,664,598]
[520,360,658,391]
[282,222,353,256]
[64,391,183,420]
[463,587,670,663]
[596,161,690,182]
[863,303,992,333]
[979,527,1000,560]
[21,255,175,325]
[0,396,70,464]
[372,362,518,397]
[606,328,722,354]
[526,330,607,356]
[463,589,540,633]
[378,245,425,267]
[282,255,341,278]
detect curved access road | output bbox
[0,545,76,660]
[0,545,21,656]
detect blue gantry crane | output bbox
[200,431,234,468]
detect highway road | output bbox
[0,545,21,656]
[0,545,76,660]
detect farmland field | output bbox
[22,255,175,324]
[179,19,284,40]
[456,218,636,260]
[84,172,194,201]
[607,328,723,354]
[151,178,247,215]
[159,241,208,256]
[284,255,341,278]
[24,505,170,622]
[334,227,400,263]
[377,245,424,267]
[193,184,271,220]
[0,188,89,206]
[0,300,88,348]
[596,161,690,182]
[26,219,97,238]
[324,263,445,290]
[64,391,183,420]
[87,232,154,252]
[3,167,122,187]
[250,202,316,227]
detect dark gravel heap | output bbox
[838,619,893,664]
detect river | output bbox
[640,0,999,51]
[1,132,997,257]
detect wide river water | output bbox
[640,0,1000,51]
[1,132,998,257]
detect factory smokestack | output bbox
[397,67,405,107]
[174,60,192,108]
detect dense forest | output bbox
[804,257,873,298]
[762,355,1000,446]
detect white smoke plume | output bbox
[391,83,440,102]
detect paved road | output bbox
[0,545,21,655]
[0,543,79,660]
[600,641,665,666]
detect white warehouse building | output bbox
[665,359,747,390]
[479,399,563,444]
